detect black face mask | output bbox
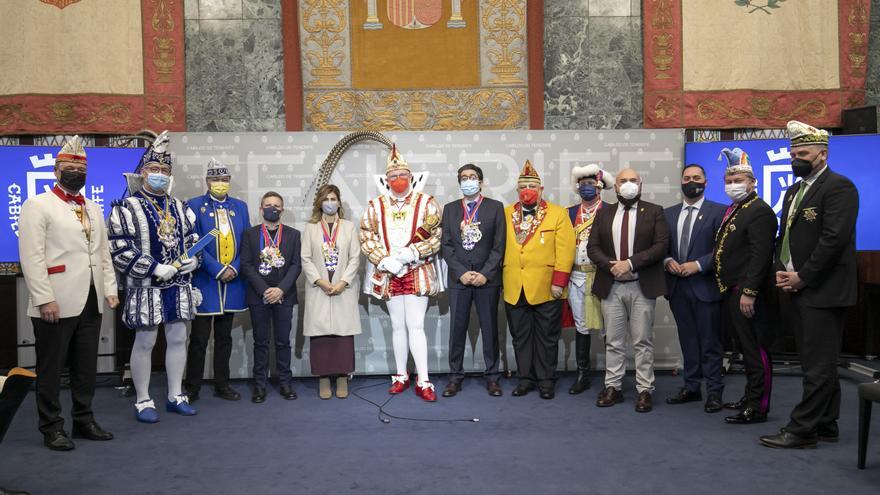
[681,181,705,199]
[791,157,816,178]
[617,193,641,208]
[58,170,86,192]
[262,207,281,222]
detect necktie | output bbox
[467,201,476,215]
[620,206,630,260]
[779,182,807,267]
[678,206,693,263]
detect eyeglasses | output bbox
[459,174,480,182]
[387,172,410,181]
[144,165,172,175]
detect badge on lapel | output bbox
[802,207,818,222]
[200,206,206,214]
[729,224,736,232]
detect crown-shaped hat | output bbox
[385,144,410,173]
[720,147,752,175]
[787,120,829,148]
[571,163,614,191]
[518,160,541,184]
[56,135,87,166]
[139,130,173,171]
[206,157,230,178]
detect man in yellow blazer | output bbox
[503,160,575,399]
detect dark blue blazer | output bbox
[239,224,301,307]
[441,196,506,288]
[664,199,725,303]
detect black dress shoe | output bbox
[568,372,591,395]
[724,407,767,424]
[43,431,75,451]
[760,430,818,449]
[818,422,839,442]
[596,386,624,407]
[72,421,114,441]
[723,396,746,410]
[666,388,702,405]
[442,381,462,397]
[486,381,503,397]
[0,486,30,495]
[704,392,723,413]
[252,387,266,403]
[539,388,555,400]
[279,384,297,400]
[511,382,535,397]
[214,385,241,401]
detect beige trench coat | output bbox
[301,218,363,337]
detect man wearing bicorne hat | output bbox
[108,131,201,423]
[564,164,614,395]
[360,145,443,402]
[712,148,777,426]
[184,158,251,403]
[19,136,118,450]
[503,160,575,400]
[760,121,858,449]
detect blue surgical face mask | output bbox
[460,179,480,197]
[578,183,598,201]
[146,173,170,192]
[321,200,339,215]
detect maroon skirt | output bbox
[309,335,355,376]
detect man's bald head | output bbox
[615,168,641,196]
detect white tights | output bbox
[130,320,188,403]
[386,294,430,384]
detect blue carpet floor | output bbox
[1,373,879,495]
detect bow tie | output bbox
[53,185,84,205]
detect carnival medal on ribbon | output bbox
[320,220,340,272]
[259,225,284,275]
[460,197,483,251]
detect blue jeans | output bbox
[249,304,294,388]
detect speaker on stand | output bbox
[841,106,878,135]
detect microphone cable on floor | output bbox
[350,380,480,425]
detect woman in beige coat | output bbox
[301,184,363,399]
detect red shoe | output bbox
[388,374,410,394]
[415,381,437,402]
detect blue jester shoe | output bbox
[166,395,198,416]
[135,400,160,423]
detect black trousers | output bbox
[185,313,235,391]
[447,286,501,382]
[32,285,101,434]
[668,281,724,394]
[249,304,294,388]
[785,296,845,436]
[505,291,563,390]
[723,289,773,413]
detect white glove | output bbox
[191,287,203,307]
[392,246,419,265]
[378,256,404,275]
[153,263,178,282]
[178,257,199,275]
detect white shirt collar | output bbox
[682,196,705,210]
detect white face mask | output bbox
[618,181,640,200]
[724,183,750,202]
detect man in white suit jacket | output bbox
[18,136,118,451]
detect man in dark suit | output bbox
[441,164,506,397]
[712,148,777,426]
[664,164,726,413]
[760,121,859,449]
[587,168,669,413]
[240,191,302,402]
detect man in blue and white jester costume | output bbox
[108,131,201,423]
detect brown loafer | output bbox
[596,386,623,407]
[442,381,462,397]
[635,391,653,413]
[486,381,502,397]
